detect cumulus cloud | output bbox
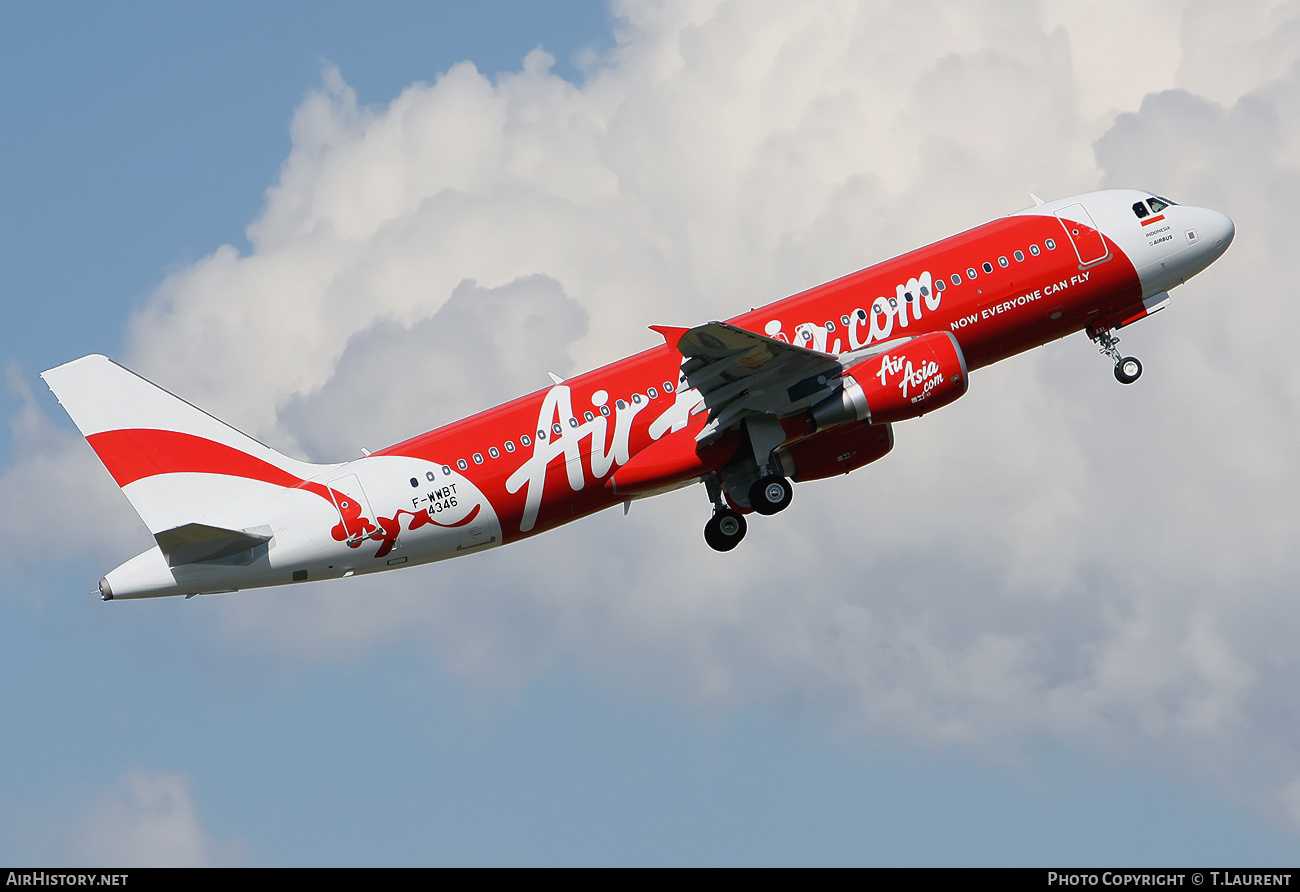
[21,769,248,867]
[281,273,589,459]
[11,0,1300,828]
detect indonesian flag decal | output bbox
[1141,214,1167,226]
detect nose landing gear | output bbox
[1114,356,1143,384]
[1089,326,1143,385]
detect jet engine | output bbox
[773,421,894,482]
[809,330,968,428]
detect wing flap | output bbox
[663,322,844,441]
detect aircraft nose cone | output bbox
[1207,209,1235,249]
[1195,207,1235,268]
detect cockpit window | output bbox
[1148,197,1170,214]
[1132,201,1150,219]
[1155,196,1177,207]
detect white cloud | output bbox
[59,770,245,867]
[12,0,1300,830]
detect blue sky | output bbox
[4,1,1300,866]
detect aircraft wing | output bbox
[654,322,845,442]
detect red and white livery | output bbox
[42,190,1234,599]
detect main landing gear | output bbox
[704,509,747,552]
[702,416,795,552]
[749,474,793,515]
[703,474,747,551]
[702,471,793,552]
[1089,326,1143,385]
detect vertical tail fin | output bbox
[41,355,333,534]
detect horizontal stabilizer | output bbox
[155,523,273,567]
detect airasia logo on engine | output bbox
[844,330,967,424]
[875,353,945,403]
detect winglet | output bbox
[649,325,691,348]
[1030,193,1045,206]
[547,371,565,384]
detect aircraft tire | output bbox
[1114,356,1142,384]
[705,510,747,551]
[749,474,793,516]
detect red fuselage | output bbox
[376,211,1141,543]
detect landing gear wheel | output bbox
[704,509,747,552]
[1114,356,1142,384]
[749,474,793,516]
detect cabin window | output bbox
[568,417,579,428]
[1029,244,1040,256]
[935,279,945,292]
[841,314,851,326]
[856,308,868,320]
[632,393,643,404]
[553,423,563,434]
[441,465,451,476]
[427,470,437,481]
[457,459,468,470]
[489,447,499,459]
[1045,238,1057,250]
[1132,201,1150,219]
[600,405,611,417]
[585,410,595,421]
[617,399,627,410]
[473,453,483,464]
[903,291,913,303]
[826,320,836,331]
[1014,250,1025,262]
[537,429,547,440]
[664,381,674,393]
[919,285,929,297]
[967,267,977,280]
[521,435,532,447]
[410,477,418,488]
[505,441,516,453]
[998,256,1009,268]
[801,330,811,341]
[982,262,993,274]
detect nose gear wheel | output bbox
[1114,356,1142,384]
[1089,326,1143,385]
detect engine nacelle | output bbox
[810,330,968,428]
[774,421,894,483]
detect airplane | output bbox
[41,189,1234,600]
